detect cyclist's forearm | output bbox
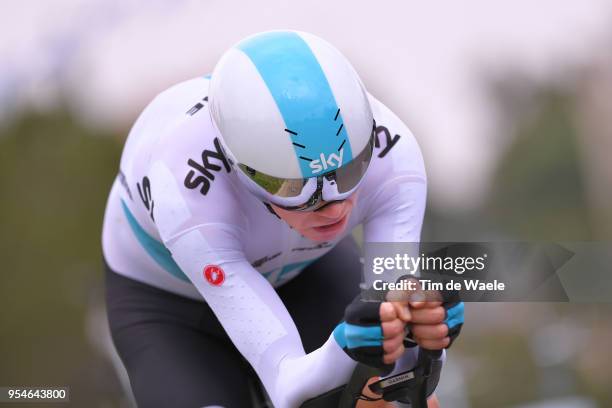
[275,334,357,407]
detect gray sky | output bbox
[2,0,611,209]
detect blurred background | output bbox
[1,1,611,407]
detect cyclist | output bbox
[102,30,462,407]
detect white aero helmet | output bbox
[209,30,374,211]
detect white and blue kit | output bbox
[102,82,428,407]
[102,31,433,408]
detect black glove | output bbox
[333,291,394,371]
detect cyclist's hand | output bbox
[334,293,409,369]
[387,278,464,351]
[409,298,464,350]
[380,302,407,364]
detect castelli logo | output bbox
[203,265,225,286]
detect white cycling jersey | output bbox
[102,76,428,407]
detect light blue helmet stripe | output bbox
[237,31,353,178]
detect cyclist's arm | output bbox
[363,174,448,404]
[362,172,426,243]
[363,93,427,246]
[163,226,357,408]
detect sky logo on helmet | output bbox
[309,149,344,174]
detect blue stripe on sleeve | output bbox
[445,302,465,329]
[121,199,190,283]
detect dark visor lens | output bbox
[236,133,374,206]
[237,164,308,198]
[333,136,374,193]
